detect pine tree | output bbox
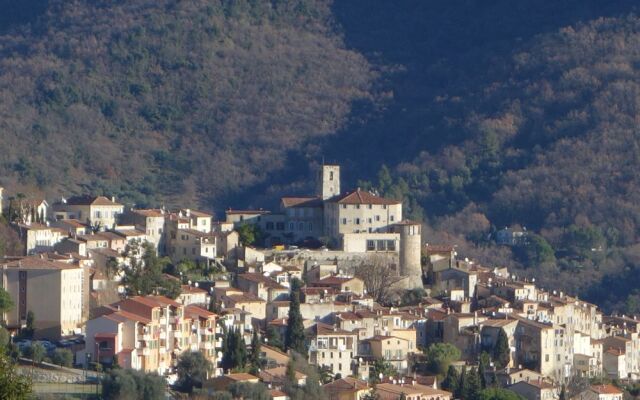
[494,329,510,369]
[285,290,306,356]
[442,365,459,394]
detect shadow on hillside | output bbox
[0,0,48,34]
[316,0,639,183]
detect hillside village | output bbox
[0,167,634,400]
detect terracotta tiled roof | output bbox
[3,256,80,270]
[225,209,270,215]
[281,196,323,208]
[329,188,400,205]
[132,209,165,217]
[65,195,122,206]
[311,322,356,336]
[590,384,623,395]
[185,305,216,319]
[323,377,369,392]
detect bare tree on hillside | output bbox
[354,254,404,304]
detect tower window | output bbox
[329,171,334,181]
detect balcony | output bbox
[159,331,167,340]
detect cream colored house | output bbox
[0,256,84,339]
[168,228,217,264]
[52,195,124,230]
[361,335,411,373]
[121,209,167,253]
[15,223,66,255]
[324,188,402,240]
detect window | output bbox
[276,222,285,231]
[368,218,372,223]
[308,222,313,231]
[342,218,347,225]
[355,218,360,225]
[341,204,347,209]
[298,222,304,231]
[390,215,395,222]
[387,240,396,251]
[94,211,101,218]
[330,171,334,180]
[383,205,387,209]
[239,215,244,221]
[367,240,375,251]
[289,222,295,231]
[368,204,372,209]
[266,222,274,230]
[355,204,360,209]
[375,215,380,222]
[377,240,386,251]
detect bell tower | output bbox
[316,164,340,200]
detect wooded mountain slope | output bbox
[0,0,371,206]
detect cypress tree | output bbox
[249,329,262,374]
[478,352,489,389]
[464,367,482,400]
[559,384,566,400]
[456,366,466,399]
[231,328,247,369]
[441,365,459,394]
[494,329,510,369]
[285,290,306,356]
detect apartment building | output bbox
[0,256,84,339]
[80,296,216,375]
[308,323,358,376]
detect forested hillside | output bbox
[0,0,372,206]
[3,1,640,311]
